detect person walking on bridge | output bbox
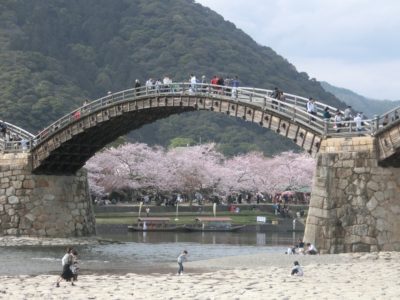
[307,98,317,122]
[134,79,141,96]
[231,76,240,99]
[190,74,197,93]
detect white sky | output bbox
[196,0,400,100]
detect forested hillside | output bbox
[321,82,400,118]
[0,0,346,155]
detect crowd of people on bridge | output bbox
[132,74,241,99]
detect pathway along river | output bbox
[0,228,303,276]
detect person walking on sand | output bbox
[177,250,188,275]
[56,247,75,287]
[291,261,303,276]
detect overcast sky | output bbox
[196,0,400,100]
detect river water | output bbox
[0,229,303,276]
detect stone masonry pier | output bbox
[304,137,400,253]
[0,153,95,237]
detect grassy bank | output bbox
[95,210,278,225]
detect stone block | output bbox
[370,245,379,252]
[376,218,387,232]
[351,196,366,207]
[43,194,55,201]
[5,187,15,196]
[390,205,400,214]
[353,167,368,174]
[11,170,24,176]
[1,183,9,189]
[309,207,329,219]
[12,181,22,189]
[46,228,58,236]
[352,243,371,252]
[0,166,10,172]
[36,179,49,188]
[367,181,380,192]
[386,180,397,190]
[342,160,355,168]
[22,179,35,189]
[67,202,76,209]
[360,236,377,245]
[25,213,36,222]
[19,218,32,229]
[8,196,19,204]
[351,224,369,236]
[371,168,393,176]
[374,191,385,202]
[0,178,9,184]
[6,228,18,235]
[345,234,361,244]
[377,232,390,246]
[366,197,378,211]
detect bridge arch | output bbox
[30,83,330,174]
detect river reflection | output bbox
[0,229,303,276]
[100,230,302,247]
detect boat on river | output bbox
[128,217,185,232]
[184,217,246,232]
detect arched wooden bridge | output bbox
[1,83,400,174]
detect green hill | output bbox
[321,81,400,118]
[0,0,347,155]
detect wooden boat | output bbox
[127,217,184,232]
[184,217,246,232]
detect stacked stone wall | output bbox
[0,153,96,237]
[304,137,400,253]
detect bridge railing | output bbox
[32,83,381,148]
[235,88,326,134]
[372,107,400,133]
[240,87,379,137]
[0,120,35,152]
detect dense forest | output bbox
[0,0,347,155]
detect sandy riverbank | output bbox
[0,251,399,299]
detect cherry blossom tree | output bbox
[85,143,316,201]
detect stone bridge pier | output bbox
[0,153,95,237]
[304,136,400,253]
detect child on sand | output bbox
[291,261,303,276]
[70,250,80,282]
[177,250,188,275]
